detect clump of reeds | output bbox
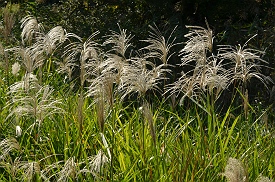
[1,12,274,182]
[167,20,270,118]
[6,74,64,138]
[217,35,271,117]
[40,134,110,181]
[63,31,101,134]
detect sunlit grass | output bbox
[0,12,274,182]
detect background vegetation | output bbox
[0,0,275,181]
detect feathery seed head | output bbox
[118,56,163,100]
[18,161,40,182]
[104,24,133,58]
[34,26,67,55]
[0,137,20,161]
[57,157,78,182]
[20,15,44,45]
[56,57,76,80]
[11,62,20,76]
[221,157,248,182]
[201,56,230,95]
[141,102,156,145]
[180,22,213,67]
[166,73,202,105]
[100,133,111,160]
[257,176,274,182]
[100,54,129,84]
[11,46,44,73]
[7,82,64,128]
[63,31,100,86]
[218,37,268,88]
[142,24,177,65]
[85,149,109,174]
[8,73,39,94]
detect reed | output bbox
[0,14,274,181]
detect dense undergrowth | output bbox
[0,4,275,182]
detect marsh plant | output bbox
[0,12,274,182]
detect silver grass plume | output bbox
[141,24,177,96]
[100,54,129,84]
[200,55,230,98]
[0,157,21,181]
[0,139,22,181]
[167,64,227,104]
[217,36,269,88]
[56,56,76,81]
[141,102,156,145]
[9,46,44,74]
[85,45,115,132]
[7,77,64,128]
[17,161,40,182]
[167,22,213,103]
[86,73,115,131]
[21,14,80,52]
[118,56,164,100]
[101,25,133,84]
[167,22,233,104]
[0,137,20,161]
[180,20,213,67]
[104,24,134,58]
[63,31,100,135]
[42,152,109,181]
[40,160,64,181]
[57,157,78,182]
[218,36,271,117]
[100,133,111,161]
[20,15,44,45]
[80,150,109,179]
[15,125,22,137]
[257,176,274,182]
[19,15,77,78]
[8,73,39,94]
[54,135,110,181]
[142,24,177,65]
[31,26,64,56]
[11,62,21,76]
[63,31,99,87]
[86,150,109,174]
[221,157,248,182]
[167,72,202,105]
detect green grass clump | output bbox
[0,11,274,182]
